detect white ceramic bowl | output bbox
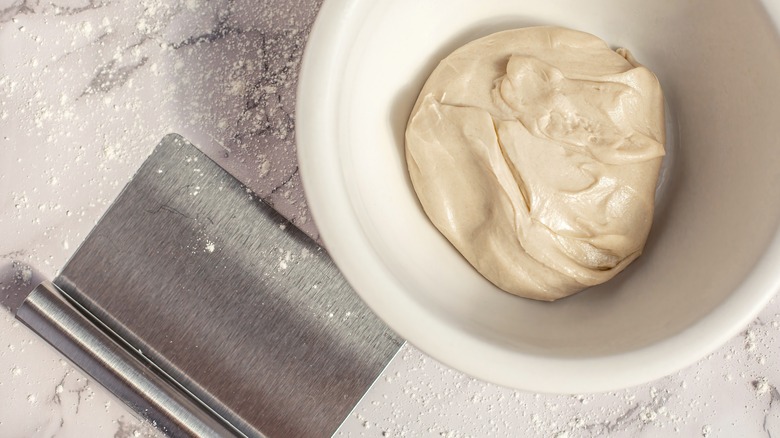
[296,0,780,393]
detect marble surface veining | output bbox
[1,0,779,437]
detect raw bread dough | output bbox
[405,26,665,301]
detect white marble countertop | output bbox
[1,0,779,436]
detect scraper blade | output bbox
[17,134,403,437]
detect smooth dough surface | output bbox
[405,26,665,301]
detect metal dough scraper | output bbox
[16,134,403,437]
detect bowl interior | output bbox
[336,0,780,356]
[298,0,780,390]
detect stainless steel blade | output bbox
[17,134,403,437]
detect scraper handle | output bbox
[17,281,241,438]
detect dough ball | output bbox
[405,26,665,301]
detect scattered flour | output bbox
[258,157,271,178]
[13,262,33,286]
[745,329,757,352]
[753,377,770,395]
[79,21,93,37]
[278,250,292,270]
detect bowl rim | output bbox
[295,0,780,393]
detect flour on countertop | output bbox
[1,0,320,277]
[753,377,770,395]
[745,329,757,351]
[12,262,33,286]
